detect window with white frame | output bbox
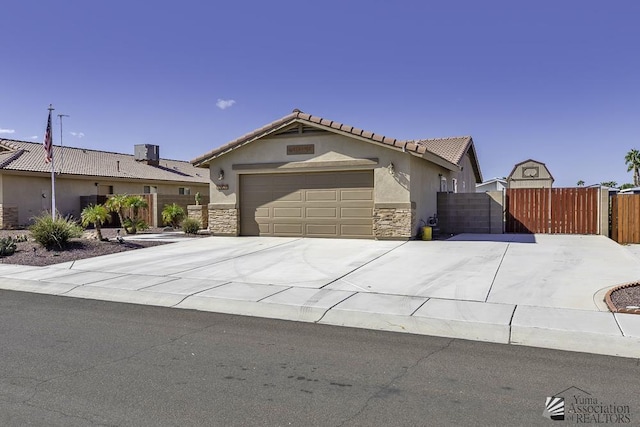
[440,176,447,192]
[179,187,191,195]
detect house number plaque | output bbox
[286,144,314,155]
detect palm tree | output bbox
[105,194,128,228]
[162,203,185,228]
[125,195,148,218]
[576,180,585,187]
[625,149,640,186]
[81,204,111,241]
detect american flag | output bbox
[44,110,53,163]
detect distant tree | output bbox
[601,181,618,188]
[619,183,635,190]
[576,180,585,187]
[625,149,640,186]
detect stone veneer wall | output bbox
[187,205,208,229]
[0,205,18,229]
[373,203,414,240]
[208,204,239,236]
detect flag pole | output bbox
[47,104,56,219]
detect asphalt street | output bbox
[1,289,638,427]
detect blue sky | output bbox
[1,1,639,186]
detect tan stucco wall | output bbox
[0,173,207,226]
[448,154,476,193]
[409,156,446,230]
[206,132,411,206]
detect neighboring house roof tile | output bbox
[0,139,208,184]
[191,110,482,182]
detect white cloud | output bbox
[70,131,85,138]
[216,99,236,110]
[0,128,16,134]
[30,135,39,140]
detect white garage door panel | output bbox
[240,171,373,238]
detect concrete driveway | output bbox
[37,233,640,311]
[2,234,640,358]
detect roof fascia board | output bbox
[192,119,301,167]
[420,151,459,171]
[466,140,483,183]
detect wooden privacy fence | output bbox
[506,188,599,234]
[611,194,640,243]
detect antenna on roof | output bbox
[57,114,69,175]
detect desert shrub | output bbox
[162,203,185,228]
[123,218,149,235]
[0,237,17,256]
[181,217,200,235]
[29,214,82,250]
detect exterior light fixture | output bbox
[218,169,225,181]
[388,162,395,176]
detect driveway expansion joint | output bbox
[485,242,510,303]
[318,240,408,290]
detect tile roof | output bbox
[191,110,482,182]
[0,139,208,184]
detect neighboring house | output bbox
[618,187,640,194]
[0,139,208,228]
[192,109,483,239]
[507,159,554,189]
[476,178,506,193]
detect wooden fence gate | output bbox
[611,194,640,243]
[506,188,599,234]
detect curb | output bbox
[604,281,640,314]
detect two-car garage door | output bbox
[240,171,374,238]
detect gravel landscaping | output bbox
[0,228,169,267]
[607,283,640,314]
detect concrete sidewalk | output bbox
[1,234,639,358]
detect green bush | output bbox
[123,217,149,235]
[162,203,185,228]
[0,237,17,256]
[181,217,200,235]
[29,214,83,250]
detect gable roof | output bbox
[0,139,208,184]
[507,158,555,182]
[191,110,482,182]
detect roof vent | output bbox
[134,144,160,166]
[292,108,302,113]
